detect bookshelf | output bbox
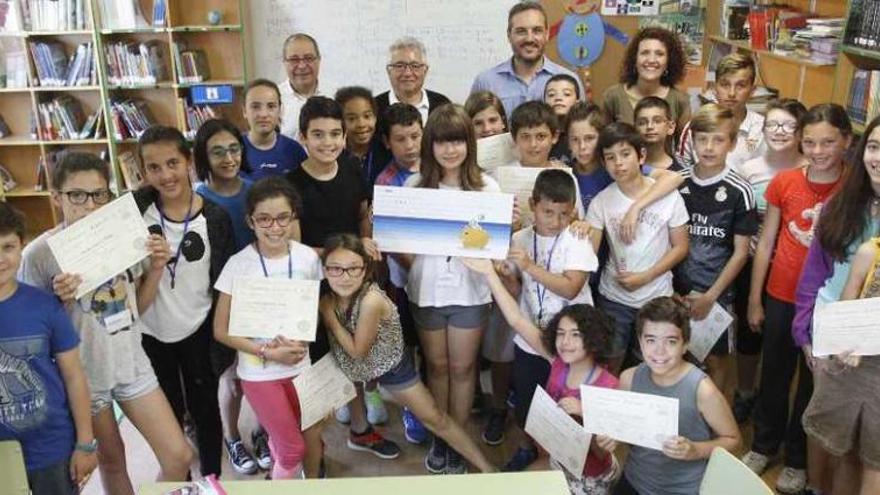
[831,0,880,135]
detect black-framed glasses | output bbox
[764,121,798,134]
[324,265,366,278]
[251,212,295,228]
[60,189,114,205]
[284,55,318,65]
[386,62,426,72]
[208,144,243,160]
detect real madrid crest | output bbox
[715,185,728,202]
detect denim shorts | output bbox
[90,367,160,415]
[376,349,420,392]
[410,303,491,330]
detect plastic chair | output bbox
[0,440,30,495]
[700,447,773,495]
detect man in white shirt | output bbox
[279,33,324,140]
[375,36,450,126]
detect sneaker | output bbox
[502,446,538,472]
[481,409,507,446]
[446,448,468,475]
[740,451,770,475]
[402,407,428,444]
[335,404,351,424]
[506,389,516,409]
[776,467,807,494]
[424,436,448,474]
[347,426,400,459]
[732,391,757,425]
[251,429,272,471]
[225,439,257,475]
[365,389,389,425]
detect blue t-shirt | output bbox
[196,179,255,251]
[0,283,79,471]
[242,133,307,181]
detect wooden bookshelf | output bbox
[831,0,880,134]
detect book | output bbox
[36,94,89,140]
[109,98,156,140]
[172,42,210,84]
[99,0,148,29]
[117,150,142,190]
[105,40,168,86]
[152,0,166,27]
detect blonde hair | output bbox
[690,103,738,141]
[716,52,756,85]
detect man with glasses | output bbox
[471,1,584,118]
[280,33,325,140]
[376,37,450,126]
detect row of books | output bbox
[104,40,169,86]
[29,41,96,87]
[178,99,218,139]
[776,18,844,66]
[171,43,210,84]
[109,99,155,140]
[844,0,880,51]
[35,95,103,140]
[0,0,88,32]
[847,69,880,125]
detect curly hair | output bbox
[541,304,614,364]
[620,27,686,88]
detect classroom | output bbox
[0,0,878,494]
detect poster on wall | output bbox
[639,7,706,66]
[600,0,659,16]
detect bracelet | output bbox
[75,439,98,453]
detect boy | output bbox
[615,297,741,495]
[678,53,765,172]
[376,103,422,187]
[586,123,689,375]
[634,96,681,171]
[0,202,97,494]
[544,74,581,165]
[676,104,758,392]
[499,168,598,471]
[242,78,308,180]
[508,100,561,169]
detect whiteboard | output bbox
[247,0,520,104]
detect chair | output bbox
[0,440,30,495]
[700,447,773,495]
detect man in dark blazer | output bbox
[375,36,450,125]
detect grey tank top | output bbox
[624,363,711,495]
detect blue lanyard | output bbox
[562,363,597,391]
[158,194,194,289]
[256,243,292,279]
[534,232,561,324]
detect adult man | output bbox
[279,33,324,140]
[375,37,450,126]
[471,1,584,117]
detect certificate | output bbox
[524,386,591,476]
[687,303,734,362]
[293,354,357,430]
[47,192,150,299]
[228,277,320,341]
[477,132,516,172]
[813,297,880,356]
[580,386,678,451]
[372,185,513,259]
[496,166,576,226]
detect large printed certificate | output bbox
[477,132,516,172]
[228,277,320,341]
[813,297,880,356]
[496,166,577,226]
[372,185,513,259]
[294,355,357,430]
[580,386,679,451]
[525,386,591,476]
[47,192,150,299]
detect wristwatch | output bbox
[75,439,98,453]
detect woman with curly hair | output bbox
[601,27,690,133]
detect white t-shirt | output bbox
[512,227,598,355]
[214,242,322,381]
[404,172,502,307]
[679,109,765,174]
[139,204,213,343]
[586,180,689,308]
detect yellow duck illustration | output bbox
[460,217,490,250]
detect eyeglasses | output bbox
[284,55,318,66]
[386,62,427,73]
[208,144,242,160]
[60,189,114,205]
[635,116,668,127]
[324,265,366,278]
[251,212,295,228]
[764,121,798,134]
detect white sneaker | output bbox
[776,467,806,494]
[366,389,388,425]
[335,404,351,424]
[740,451,770,475]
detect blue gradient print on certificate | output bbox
[372,186,514,259]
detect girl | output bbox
[336,86,392,190]
[545,73,581,166]
[791,114,880,495]
[213,177,323,480]
[462,257,619,494]
[134,125,236,478]
[744,104,851,495]
[733,98,807,425]
[401,103,500,474]
[319,234,496,474]
[601,27,690,132]
[464,91,508,139]
[193,119,268,473]
[241,79,308,181]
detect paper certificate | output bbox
[496,166,576,227]
[293,354,357,430]
[688,303,734,362]
[813,297,880,356]
[525,386,591,476]
[372,185,513,259]
[228,277,320,341]
[47,192,150,299]
[477,132,516,172]
[580,386,678,451]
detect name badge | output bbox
[103,309,133,334]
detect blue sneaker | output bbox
[502,446,538,472]
[402,407,428,444]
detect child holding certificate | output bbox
[464,91,508,139]
[213,177,324,480]
[319,233,496,474]
[615,297,741,495]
